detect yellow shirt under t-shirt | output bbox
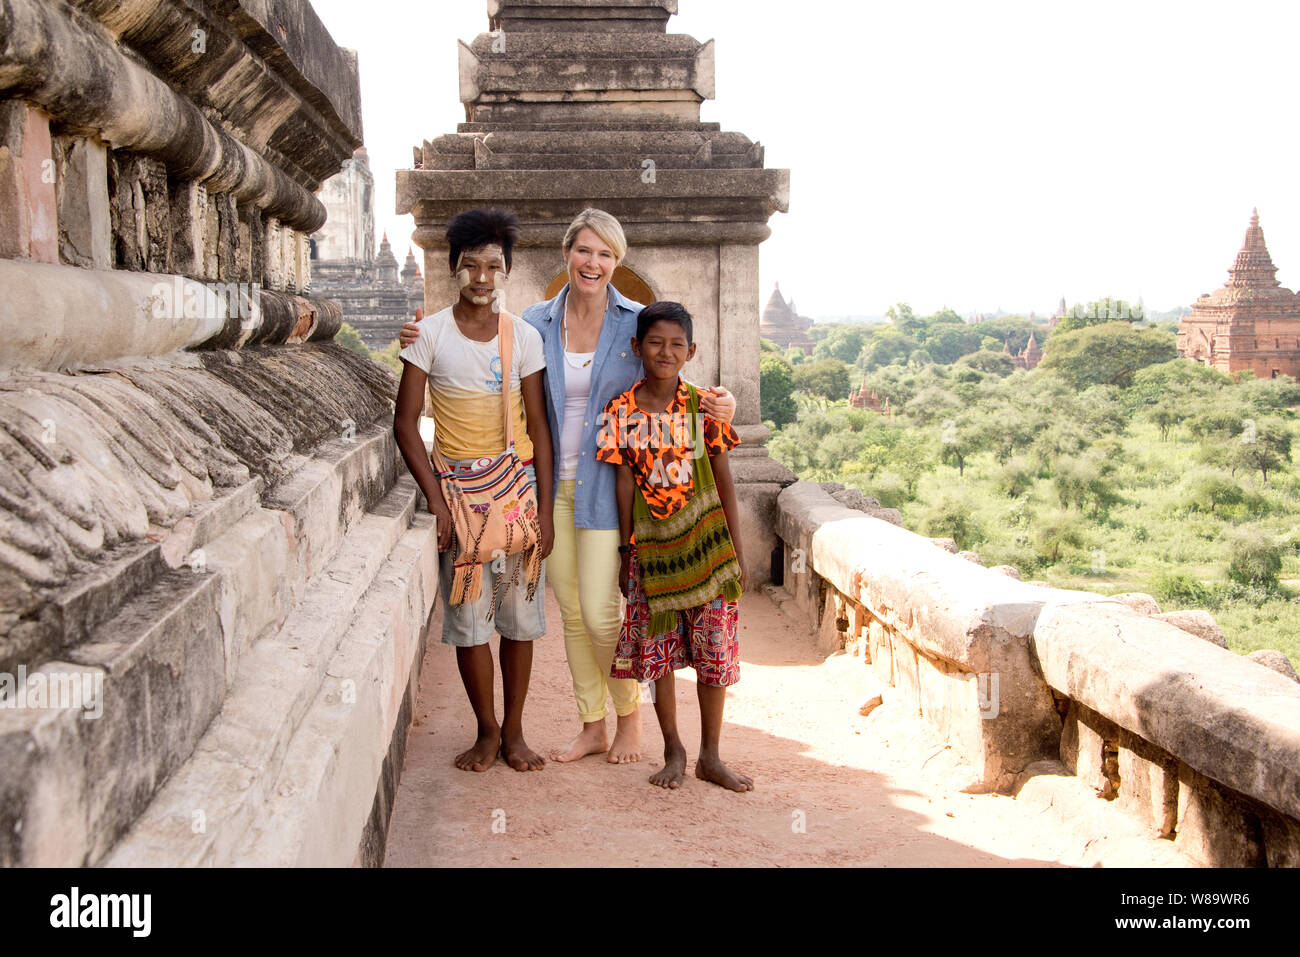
[398,307,546,461]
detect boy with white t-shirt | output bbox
[394,208,554,774]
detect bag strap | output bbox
[498,310,515,450]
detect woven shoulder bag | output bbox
[428,311,542,614]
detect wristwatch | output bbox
[617,544,632,554]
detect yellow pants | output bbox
[550,480,640,722]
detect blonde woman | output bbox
[401,208,736,764]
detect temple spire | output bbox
[1228,208,1279,287]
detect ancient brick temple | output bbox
[1178,209,1300,379]
[312,148,423,350]
[0,0,435,866]
[760,283,815,353]
[396,0,794,578]
[1003,331,1041,370]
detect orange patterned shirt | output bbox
[595,378,740,520]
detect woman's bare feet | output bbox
[500,732,546,772]
[454,729,501,772]
[695,752,753,792]
[607,709,643,764]
[649,741,687,789]
[550,721,608,762]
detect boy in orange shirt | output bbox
[596,301,752,792]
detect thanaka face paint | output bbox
[454,244,506,307]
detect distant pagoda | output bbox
[1178,209,1300,379]
[760,283,814,352]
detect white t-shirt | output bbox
[399,306,545,460]
[559,350,596,480]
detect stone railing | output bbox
[0,0,437,867]
[775,481,1300,867]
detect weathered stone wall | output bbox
[0,1,437,867]
[775,481,1300,867]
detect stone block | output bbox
[169,180,206,276]
[0,102,32,259]
[294,230,311,294]
[1247,649,1299,683]
[20,104,57,263]
[1115,727,1178,837]
[215,190,237,281]
[0,141,29,259]
[1110,592,1160,615]
[265,217,285,291]
[1260,809,1300,868]
[991,565,1022,579]
[817,589,846,655]
[733,477,782,589]
[1152,609,1226,648]
[871,622,894,687]
[1174,764,1267,867]
[1034,600,1300,823]
[55,135,111,269]
[66,569,228,863]
[0,661,103,866]
[202,181,221,279]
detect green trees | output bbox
[792,359,852,402]
[335,322,371,358]
[813,327,866,364]
[762,330,1299,663]
[760,355,797,428]
[1184,471,1246,516]
[1231,419,1292,483]
[1038,322,1178,389]
[1228,531,1283,589]
[955,350,1016,377]
[1054,297,1144,334]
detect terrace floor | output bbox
[384,588,1192,868]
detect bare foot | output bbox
[550,722,608,763]
[455,730,501,772]
[500,732,546,772]
[649,742,687,789]
[607,710,643,764]
[695,753,753,792]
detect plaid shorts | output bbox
[611,549,740,688]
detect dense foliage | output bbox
[764,305,1300,666]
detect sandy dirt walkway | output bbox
[383,587,1187,867]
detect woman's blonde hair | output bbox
[562,208,627,264]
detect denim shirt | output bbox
[521,283,645,530]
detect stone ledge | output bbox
[76,0,363,182]
[0,0,329,231]
[233,513,437,866]
[777,480,1086,791]
[0,261,227,372]
[1034,600,1300,823]
[101,476,429,867]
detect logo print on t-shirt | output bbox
[486,356,503,393]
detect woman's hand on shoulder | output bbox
[699,385,736,424]
[399,308,423,348]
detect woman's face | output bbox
[563,227,617,296]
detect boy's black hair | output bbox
[636,300,693,345]
[446,207,520,273]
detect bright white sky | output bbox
[308,0,1300,319]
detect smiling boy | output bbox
[596,301,753,792]
[393,208,554,773]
